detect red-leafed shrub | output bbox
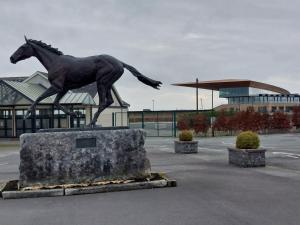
[213,110,228,131]
[292,106,300,128]
[270,112,291,130]
[193,114,209,134]
[177,117,190,131]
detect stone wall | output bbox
[19,129,150,188]
[228,148,266,167]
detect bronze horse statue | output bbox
[10,36,162,126]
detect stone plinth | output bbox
[19,129,150,188]
[228,147,266,167]
[174,140,198,153]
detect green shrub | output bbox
[236,131,260,149]
[179,130,193,141]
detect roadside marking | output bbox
[0,152,18,158]
[272,152,300,159]
[198,147,223,152]
[0,163,9,166]
[221,141,234,146]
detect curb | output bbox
[1,177,177,200]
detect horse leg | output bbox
[53,90,77,117]
[24,86,58,119]
[105,87,114,107]
[88,58,123,127]
[89,82,108,126]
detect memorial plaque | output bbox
[76,137,96,148]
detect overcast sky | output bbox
[2,0,300,110]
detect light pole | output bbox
[152,99,155,111]
[196,78,199,113]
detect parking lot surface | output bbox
[0,134,300,225]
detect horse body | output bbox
[49,54,123,90]
[10,37,161,126]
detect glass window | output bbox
[0,130,5,137]
[6,119,12,129]
[25,119,32,129]
[16,119,23,129]
[60,118,68,128]
[16,110,24,116]
[286,107,293,112]
[36,120,41,129]
[0,120,4,128]
[282,97,287,102]
[258,106,267,113]
[219,87,249,98]
[42,119,50,128]
[40,109,52,116]
[54,118,59,128]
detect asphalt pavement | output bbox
[0,134,300,225]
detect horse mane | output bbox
[28,39,63,55]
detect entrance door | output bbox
[15,109,34,137]
[0,109,13,137]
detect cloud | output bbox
[1,0,300,110]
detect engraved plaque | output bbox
[76,137,96,148]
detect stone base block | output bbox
[19,129,150,188]
[174,141,198,153]
[228,147,266,167]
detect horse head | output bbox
[10,36,35,64]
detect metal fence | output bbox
[126,110,211,137]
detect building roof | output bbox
[0,76,27,82]
[2,80,95,105]
[173,79,290,94]
[0,71,129,107]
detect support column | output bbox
[196,78,199,113]
[211,89,214,137]
[12,107,16,137]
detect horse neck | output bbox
[31,44,60,71]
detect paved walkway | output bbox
[0,134,300,225]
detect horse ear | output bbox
[24,35,28,43]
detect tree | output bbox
[193,114,209,134]
[292,106,300,128]
[213,110,229,132]
[270,112,291,130]
[259,113,271,132]
[177,117,190,131]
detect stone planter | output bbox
[228,147,267,167]
[174,140,198,154]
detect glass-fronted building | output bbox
[174,79,299,113]
[0,71,129,138]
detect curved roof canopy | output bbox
[173,79,290,94]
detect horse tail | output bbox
[122,62,162,89]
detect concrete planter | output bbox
[174,140,198,154]
[228,147,266,167]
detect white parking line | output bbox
[272,152,300,159]
[221,141,233,145]
[198,147,223,152]
[0,163,9,166]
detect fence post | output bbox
[157,111,159,136]
[112,112,115,127]
[173,111,177,137]
[141,111,144,129]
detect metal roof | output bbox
[173,79,290,94]
[3,80,95,105]
[1,71,128,107]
